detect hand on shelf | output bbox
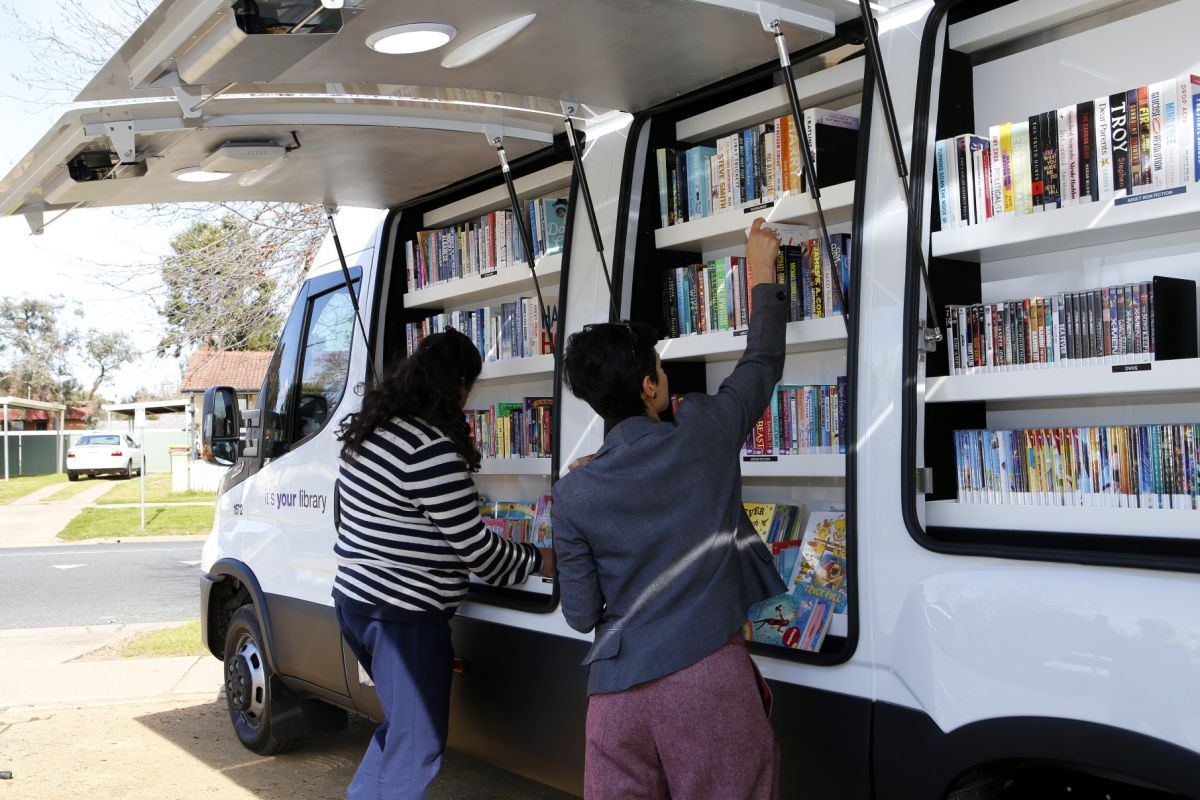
[536,547,556,578]
[746,218,782,287]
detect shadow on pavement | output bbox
[137,699,578,799]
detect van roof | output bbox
[0,0,874,220]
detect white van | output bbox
[3,0,1199,796]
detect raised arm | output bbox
[703,218,788,448]
[407,438,541,586]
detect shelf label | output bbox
[1114,185,1187,206]
[744,201,775,214]
[733,329,749,337]
[743,455,778,462]
[1112,362,1152,373]
[480,270,498,279]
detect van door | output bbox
[218,266,362,697]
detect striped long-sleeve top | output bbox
[333,416,541,621]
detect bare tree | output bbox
[83,329,138,399]
[8,0,329,356]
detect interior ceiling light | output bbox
[441,14,536,69]
[171,167,232,183]
[366,22,457,55]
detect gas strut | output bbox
[855,0,944,348]
[487,130,556,356]
[325,206,378,381]
[764,18,851,330]
[561,102,620,321]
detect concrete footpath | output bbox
[0,481,114,548]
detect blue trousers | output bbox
[336,604,454,800]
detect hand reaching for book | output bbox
[746,218,782,287]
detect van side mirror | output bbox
[202,386,242,466]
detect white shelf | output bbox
[422,162,573,229]
[477,354,555,385]
[926,500,1200,539]
[405,253,562,311]
[654,182,855,252]
[829,612,847,639]
[741,454,845,478]
[476,458,551,477]
[948,0,1135,54]
[931,185,1200,262]
[676,59,864,143]
[657,315,847,363]
[926,359,1200,404]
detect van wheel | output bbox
[223,606,296,755]
[68,471,79,482]
[124,461,133,480]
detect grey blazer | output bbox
[552,282,789,695]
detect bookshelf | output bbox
[404,253,562,311]
[634,50,860,660]
[477,354,555,385]
[657,316,847,363]
[476,457,552,477]
[917,0,1200,547]
[422,162,572,228]
[654,181,856,252]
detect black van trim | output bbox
[898,0,1200,574]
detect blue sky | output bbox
[0,1,200,401]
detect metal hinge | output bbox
[915,467,934,495]
[917,323,941,361]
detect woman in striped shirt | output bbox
[334,328,552,800]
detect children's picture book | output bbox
[744,587,835,651]
[478,497,552,545]
[788,506,848,613]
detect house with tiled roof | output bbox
[180,347,273,462]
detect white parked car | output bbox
[66,434,142,481]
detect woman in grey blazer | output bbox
[552,219,788,800]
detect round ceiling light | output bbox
[171,167,232,183]
[441,14,536,69]
[366,22,457,55]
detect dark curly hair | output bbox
[338,328,483,470]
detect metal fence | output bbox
[0,430,191,477]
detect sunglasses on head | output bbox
[582,320,640,365]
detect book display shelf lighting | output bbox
[476,353,555,385]
[926,357,1200,404]
[926,500,1200,539]
[654,181,856,252]
[475,457,551,477]
[404,252,562,310]
[657,315,847,363]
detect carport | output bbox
[0,397,67,480]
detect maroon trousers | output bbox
[584,636,780,800]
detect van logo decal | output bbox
[264,490,329,514]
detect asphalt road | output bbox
[0,541,203,629]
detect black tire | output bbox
[223,605,297,755]
[124,460,133,480]
[67,471,79,482]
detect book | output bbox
[800,108,860,192]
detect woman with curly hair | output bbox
[332,328,553,800]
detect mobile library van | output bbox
[2,0,1198,796]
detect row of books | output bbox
[944,277,1196,375]
[405,198,568,291]
[936,74,1200,229]
[659,233,850,338]
[479,496,552,547]
[465,398,552,460]
[656,107,859,227]
[404,300,558,362]
[744,507,847,652]
[744,379,848,456]
[954,425,1200,509]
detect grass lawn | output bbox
[58,505,215,540]
[41,480,99,502]
[95,473,216,505]
[119,619,206,658]
[0,473,67,504]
